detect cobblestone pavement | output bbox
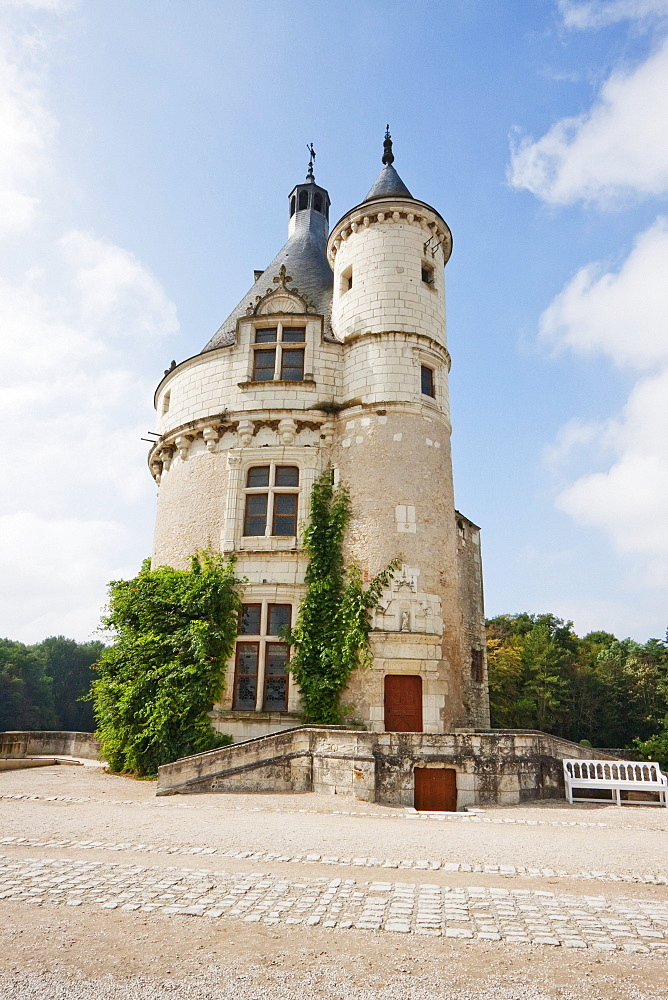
[3,854,668,951]
[2,834,666,886]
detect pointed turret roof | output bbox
[364,126,413,202]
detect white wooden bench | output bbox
[563,758,668,807]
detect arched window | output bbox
[290,196,296,217]
[314,192,323,213]
[298,190,309,210]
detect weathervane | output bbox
[306,142,316,180]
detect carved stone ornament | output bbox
[159,446,174,472]
[202,426,219,452]
[278,417,297,446]
[237,418,254,447]
[174,435,192,461]
[400,609,411,632]
[245,263,314,317]
[320,419,335,445]
[150,461,162,484]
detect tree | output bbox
[92,551,242,776]
[36,636,105,732]
[286,471,398,724]
[0,639,55,730]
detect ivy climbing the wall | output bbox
[287,470,399,724]
[92,551,241,776]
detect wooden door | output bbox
[414,767,457,812]
[384,675,423,732]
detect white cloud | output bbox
[541,225,668,579]
[539,217,668,369]
[559,0,668,30]
[508,36,668,205]
[0,512,133,643]
[0,4,179,643]
[0,30,55,234]
[556,369,668,578]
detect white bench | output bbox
[563,758,668,807]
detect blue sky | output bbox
[1,0,667,643]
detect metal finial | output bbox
[382,125,394,165]
[306,142,316,181]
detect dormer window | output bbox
[251,325,306,382]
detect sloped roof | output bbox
[202,211,334,352]
[364,163,413,202]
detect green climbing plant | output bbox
[286,470,399,724]
[92,550,242,776]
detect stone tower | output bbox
[149,134,490,742]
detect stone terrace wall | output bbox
[0,731,101,760]
[157,727,614,808]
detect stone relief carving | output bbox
[372,564,442,635]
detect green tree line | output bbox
[487,614,668,763]
[0,636,105,732]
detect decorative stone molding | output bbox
[245,264,315,317]
[277,417,297,446]
[202,426,219,452]
[327,206,452,266]
[150,460,162,484]
[237,418,254,447]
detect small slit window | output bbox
[298,190,309,210]
[422,263,434,285]
[471,648,484,684]
[421,365,435,398]
[161,391,170,415]
[341,266,353,294]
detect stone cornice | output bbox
[327,198,452,267]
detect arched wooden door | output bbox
[384,675,423,732]
[414,767,457,812]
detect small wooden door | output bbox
[384,675,423,732]
[414,767,457,812]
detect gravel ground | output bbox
[1,764,667,999]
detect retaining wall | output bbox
[0,731,101,761]
[157,727,614,808]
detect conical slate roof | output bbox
[364,127,413,203]
[365,162,413,201]
[202,207,333,352]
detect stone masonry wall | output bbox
[157,726,614,808]
[0,731,101,760]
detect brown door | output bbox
[414,767,457,812]
[384,675,423,732]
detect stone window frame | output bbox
[242,463,300,539]
[222,447,322,554]
[413,347,441,409]
[242,316,317,385]
[232,601,293,713]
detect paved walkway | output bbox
[2,854,668,951]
